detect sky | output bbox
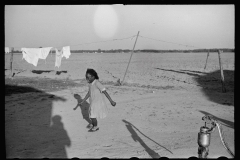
[5,5,234,50]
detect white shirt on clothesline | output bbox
[62,46,71,59]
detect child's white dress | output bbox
[88,79,108,119]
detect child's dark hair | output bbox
[86,68,99,79]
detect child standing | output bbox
[79,68,116,132]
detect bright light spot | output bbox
[93,6,118,39]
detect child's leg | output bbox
[86,119,93,128]
[88,118,99,132]
[90,118,98,127]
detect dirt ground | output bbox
[5,52,234,158]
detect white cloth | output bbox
[21,47,52,66]
[39,47,52,59]
[5,47,10,53]
[55,48,63,68]
[62,46,71,59]
[21,48,41,66]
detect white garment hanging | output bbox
[62,46,71,59]
[39,47,52,59]
[40,47,52,64]
[5,47,10,53]
[21,48,41,66]
[55,48,63,68]
[21,47,52,66]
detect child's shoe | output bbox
[88,126,99,132]
[86,123,93,129]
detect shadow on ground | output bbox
[31,70,67,75]
[32,70,54,74]
[56,71,67,75]
[5,84,71,158]
[155,68,234,106]
[193,70,234,106]
[122,119,173,158]
[73,94,92,126]
[198,110,234,129]
[5,77,79,93]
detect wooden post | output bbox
[203,51,210,71]
[218,50,226,93]
[10,47,14,77]
[121,31,140,85]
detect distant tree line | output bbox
[136,48,235,53]
[68,48,235,53]
[11,48,234,53]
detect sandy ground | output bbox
[5,52,234,158]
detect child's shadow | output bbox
[73,94,92,126]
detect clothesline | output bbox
[20,46,71,67]
[5,34,205,50]
[70,35,136,47]
[59,34,206,50]
[6,33,211,74]
[138,35,204,49]
[6,33,210,53]
[5,35,137,49]
[5,35,137,68]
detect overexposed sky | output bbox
[5,5,234,50]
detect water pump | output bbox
[197,115,234,158]
[197,115,216,158]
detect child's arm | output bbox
[73,104,79,110]
[102,90,116,106]
[79,91,90,105]
[96,80,116,106]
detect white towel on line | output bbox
[21,47,52,66]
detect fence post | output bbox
[121,31,140,85]
[218,50,226,93]
[10,47,14,77]
[203,51,210,71]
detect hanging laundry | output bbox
[39,47,52,59]
[62,46,71,59]
[21,47,52,66]
[21,48,41,66]
[5,47,10,53]
[55,48,63,68]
